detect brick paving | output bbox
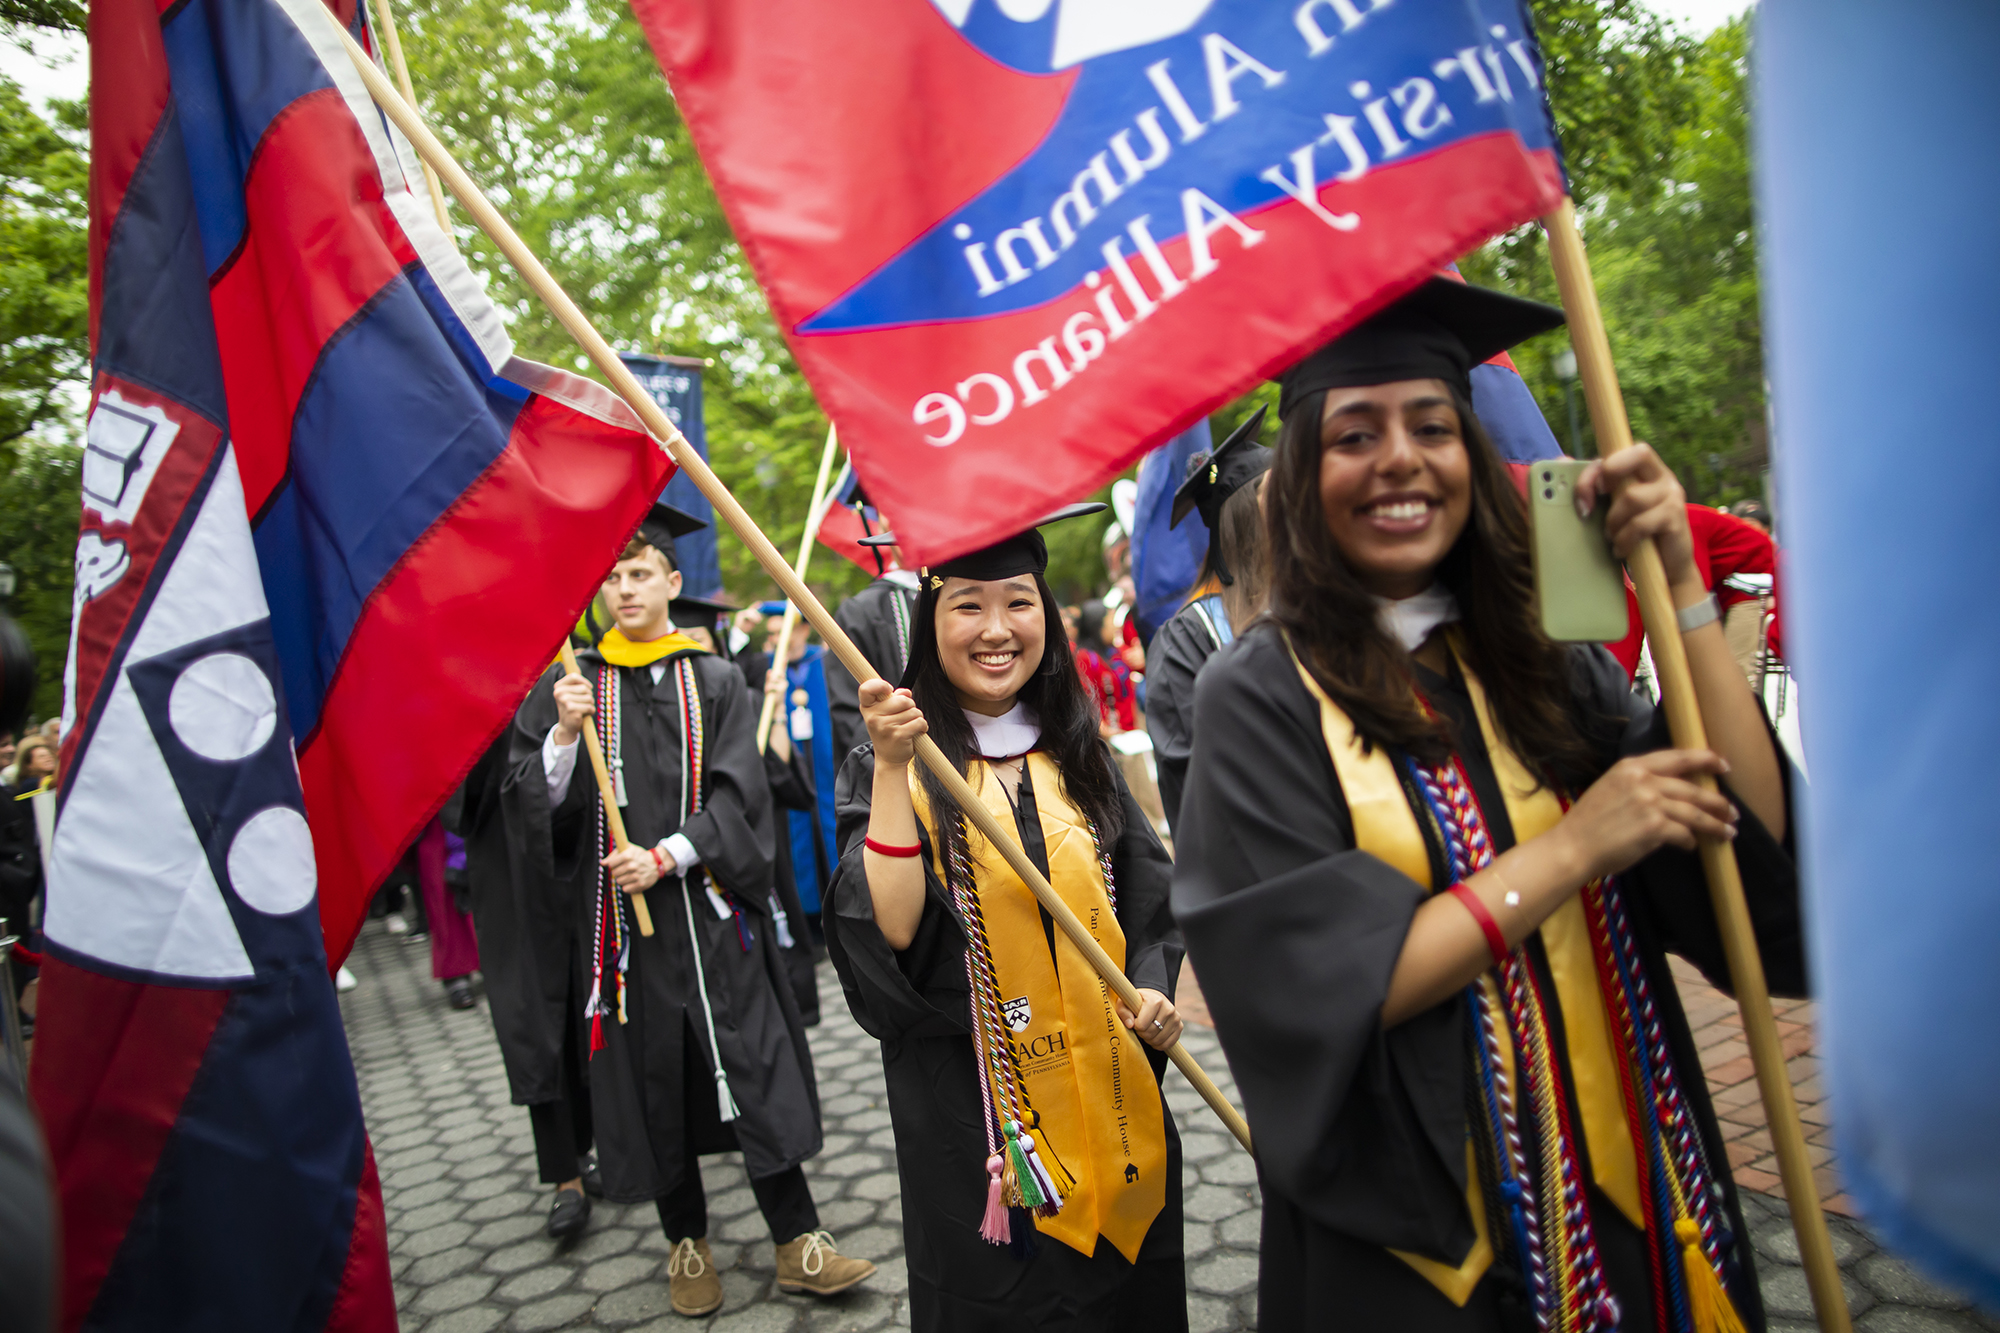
[345,921,1994,1331]
[1669,957,1856,1217]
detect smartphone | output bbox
[1530,459,1630,643]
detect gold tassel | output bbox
[1677,1219,1748,1333]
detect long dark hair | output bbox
[901,572,1125,870]
[1265,389,1605,793]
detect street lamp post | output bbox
[1553,347,1582,456]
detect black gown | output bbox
[502,646,822,1204]
[1172,625,1807,1333]
[1141,598,1227,837]
[454,732,581,1107]
[824,575,920,770]
[824,745,1189,1333]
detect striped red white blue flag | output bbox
[29,0,670,1326]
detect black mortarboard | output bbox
[671,591,738,624]
[858,502,1105,583]
[1277,277,1565,421]
[1171,405,1271,532]
[634,501,708,563]
[1170,406,1271,587]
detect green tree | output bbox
[0,0,81,32]
[0,80,86,456]
[0,441,78,722]
[1465,16,1764,503]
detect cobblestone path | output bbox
[344,921,1992,1332]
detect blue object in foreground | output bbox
[1757,0,2000,1306]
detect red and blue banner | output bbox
[634,0,1566,566]
[31,0,670,1326]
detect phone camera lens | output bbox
[1543,488,1554,500]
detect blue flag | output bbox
[1758,0,2000,1303]
[622,354,724,598]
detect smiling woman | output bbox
[1172,277,1805,1333]
[822,505,1190,1333]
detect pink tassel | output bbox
[979,1155,1011,1244]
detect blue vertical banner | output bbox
[620,354,723,598]
[1757,0,2000,1304]
[1128,419,1214,644]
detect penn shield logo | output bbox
[1002,995,1033,1032]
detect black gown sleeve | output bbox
[764,735,817,813]
[1171,628,1474,1261]
[1565,646,1809,997]
[682,657,777,904]
[500,663,593,880]
[821,744,974,1043]
[1143,609,1216,837]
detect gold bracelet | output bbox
[1489,864,1522,912]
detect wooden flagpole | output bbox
[756,430,844,753]
[557,641,656,937]
[327,18,1253,1155]
[1542,199,1850,1333]
[364,0,450,231]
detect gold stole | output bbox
[1288,646,1644,1305]
[910,755,1169,1262]
[596,628,706,666]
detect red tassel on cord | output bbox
[590,1010,606,1054]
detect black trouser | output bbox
[654,1031,819,1244]
[526,984,594,1186]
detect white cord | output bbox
[676,662,739,1123]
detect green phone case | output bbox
[1529,460,1630,643]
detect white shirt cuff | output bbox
[661,832,700,874]
[543,726,579,805]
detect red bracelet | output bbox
[649,846,668,876]
[865,837,923,858]
[1448,883,1509,968]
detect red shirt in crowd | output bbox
[1607,504,1779,677]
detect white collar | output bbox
[884,569,920,591]
[1374,584,1461,654]
[964,701,1040,760]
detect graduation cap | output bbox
[671,591,738,624]
[1170,406,1272,587]
[1277,277,1565,421]
[1172,405,1271,533]
[633,501,708,564]
[858,502,1105,583]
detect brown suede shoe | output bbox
[665,1237,722,1317]
[775,1230,876,1297]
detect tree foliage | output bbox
[0,79,86,456]
[0,442,78,722]
[0,0,81,32]
[1466,15,1765,503]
